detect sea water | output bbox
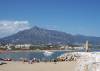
[0,51,66,61]
[0,48,99,61]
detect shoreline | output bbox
[0,49,97,53]
[0,50,77,53]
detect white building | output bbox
[15,44,31,49]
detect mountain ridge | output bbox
[0,26,100,45]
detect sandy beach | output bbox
[0,61,77,71]
[0,52,100,71]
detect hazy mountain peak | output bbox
[0,27,100,45]
[33,26,40,29]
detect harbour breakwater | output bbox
[58,52,100,71]
[75,52,100,71]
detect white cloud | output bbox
[0,20,31,38]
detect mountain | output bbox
[0,26,100,45]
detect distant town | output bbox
[0,41,92,51]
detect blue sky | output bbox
[0,0,100,37]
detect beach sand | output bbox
[0,61,77,71]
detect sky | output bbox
[0,0,100,38]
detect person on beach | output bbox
[28,60,33,64]
[54,59,57,64]
[32,58,36,62]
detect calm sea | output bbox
[0,48,99,61]
[0,51,66,61]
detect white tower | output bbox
[85,40,89,52]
